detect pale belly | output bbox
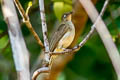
[57,30,75,49]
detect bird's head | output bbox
[61,11,73,21]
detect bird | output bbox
[49,11,75,69]
[32,12,75,80]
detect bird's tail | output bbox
[49,48,63,69]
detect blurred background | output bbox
[0,0,120,80]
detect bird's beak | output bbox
[69,11,73,14]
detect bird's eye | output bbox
[64,15,66,18]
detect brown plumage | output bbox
[49,12,75,69]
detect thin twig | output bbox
[32,67,50,80]
[39,0,50,63]
[79,0,120,79]
[14,0,44,48]
[51,0,109,55]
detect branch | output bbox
[32,0,50,80]
[1,0,30,80]
[51,0,109,55]
[79,0,120,79]
[32,67,49,80]
[14,0,44,48]
[39,0,50,64]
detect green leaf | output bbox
[0,34,8,50]
[53,2,72,21]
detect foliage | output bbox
[0,0,120,80]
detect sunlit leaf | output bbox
[53,1,72,21]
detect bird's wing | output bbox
[49,22,70,51]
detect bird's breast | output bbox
[57,22,75,49]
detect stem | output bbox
[39,0,50,63]
[14,0,44,48]
[1,0,30,80]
